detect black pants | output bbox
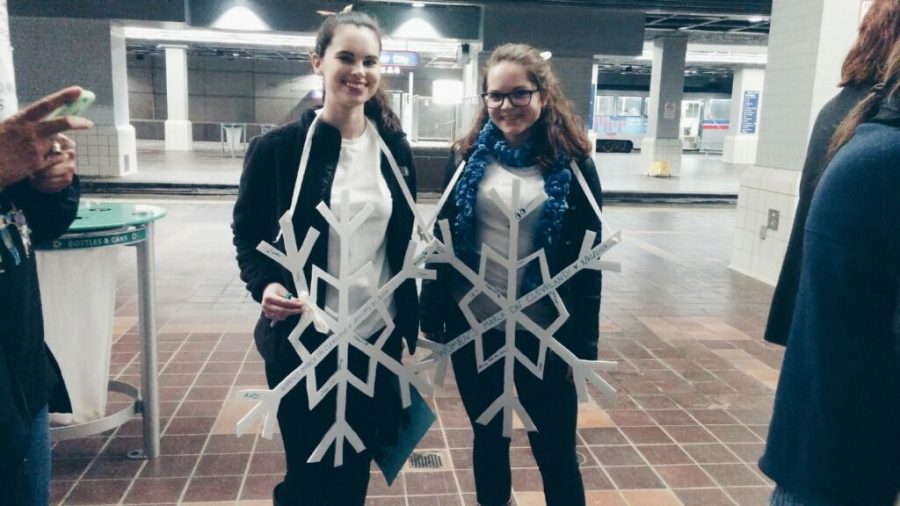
[451,329,585,506]
[265,330,403,506]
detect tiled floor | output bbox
[48,198,781,505]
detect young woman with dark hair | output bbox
[760,38,900,506]
[420,43,603,506]
[232,11,418,505]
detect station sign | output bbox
[741,90,760,134]
[381,51,420,68]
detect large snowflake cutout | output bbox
[236,190,433,466]
[414,174,622,437]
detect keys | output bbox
[0,214,21,266]
[12,210,31,257]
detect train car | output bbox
[593,90,731,153]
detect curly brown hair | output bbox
[840,0,900,87]
[454,44,591,168]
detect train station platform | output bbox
[48,197,780,506]
[79,141,747,203]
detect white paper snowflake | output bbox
[414,176,622,437]
[236,191,433,466]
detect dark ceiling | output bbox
[126,0,772,63]
[427,0,771,16]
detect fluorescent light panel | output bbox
[123,26,461,55]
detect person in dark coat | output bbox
[766,0,900,345]
[420,44,603,506]
[231,12,418,506]
[0,86,91,505]
[759,38,900,506]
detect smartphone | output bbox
[46,89,95,118]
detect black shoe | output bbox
[272,482,286,506]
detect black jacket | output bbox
[232,109,418,369]
[0,179,79,470]
[420,154,604,360]
[765,84,869,345]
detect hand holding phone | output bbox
[46,89,95,119]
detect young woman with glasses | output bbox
[419,43,603,506]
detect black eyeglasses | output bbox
[481,89,540,109]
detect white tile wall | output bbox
[67,124,137,177]
[722,135,758,164]
[729,165,801,285]
[755,0,861,172]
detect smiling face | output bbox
[312,24,381,112]
[485,61,545,147]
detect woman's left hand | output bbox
[30,134,77,193]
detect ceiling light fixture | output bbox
[124,26,462,55]
[211,6,269,31]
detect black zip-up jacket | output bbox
[765,84,868,345]
[0,179,79,470]
[232,109,418,369]
[420,154,604,360]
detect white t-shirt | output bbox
[324,123,395,337]
[452,156,557,327]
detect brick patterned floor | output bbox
[48,199,781,505]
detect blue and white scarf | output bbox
[453,120,572,291]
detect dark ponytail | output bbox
[314,10,401,132]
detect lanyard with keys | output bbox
[0,206,31,273]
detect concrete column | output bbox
[550,56,594,132]
[722,67,765,164]
[10,17,136,177]
[460,46,480,131]
[0,0,18,120]
[729,0,863,284]
[164,45,192,151]
[641,34,688,176]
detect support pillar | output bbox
[729,0,864,284]
[459,44,480,134]
[10,17,136,177]
[0,0,17,120]
[723,67,765,164]
[164,45,192,151]
[641,34,687,176]
[550,56,594,132]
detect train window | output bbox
[596,95,615,116]
[707,99,731,120]
[615,96,643,117]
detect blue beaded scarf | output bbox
[453,120,572,292]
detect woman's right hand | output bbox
[261,282,305,322]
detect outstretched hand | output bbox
[0,86,93,189]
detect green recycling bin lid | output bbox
[68,201,166,232]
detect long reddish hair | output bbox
[840,0,900,87]
[829,38,900,160]
[454,44,591,168]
